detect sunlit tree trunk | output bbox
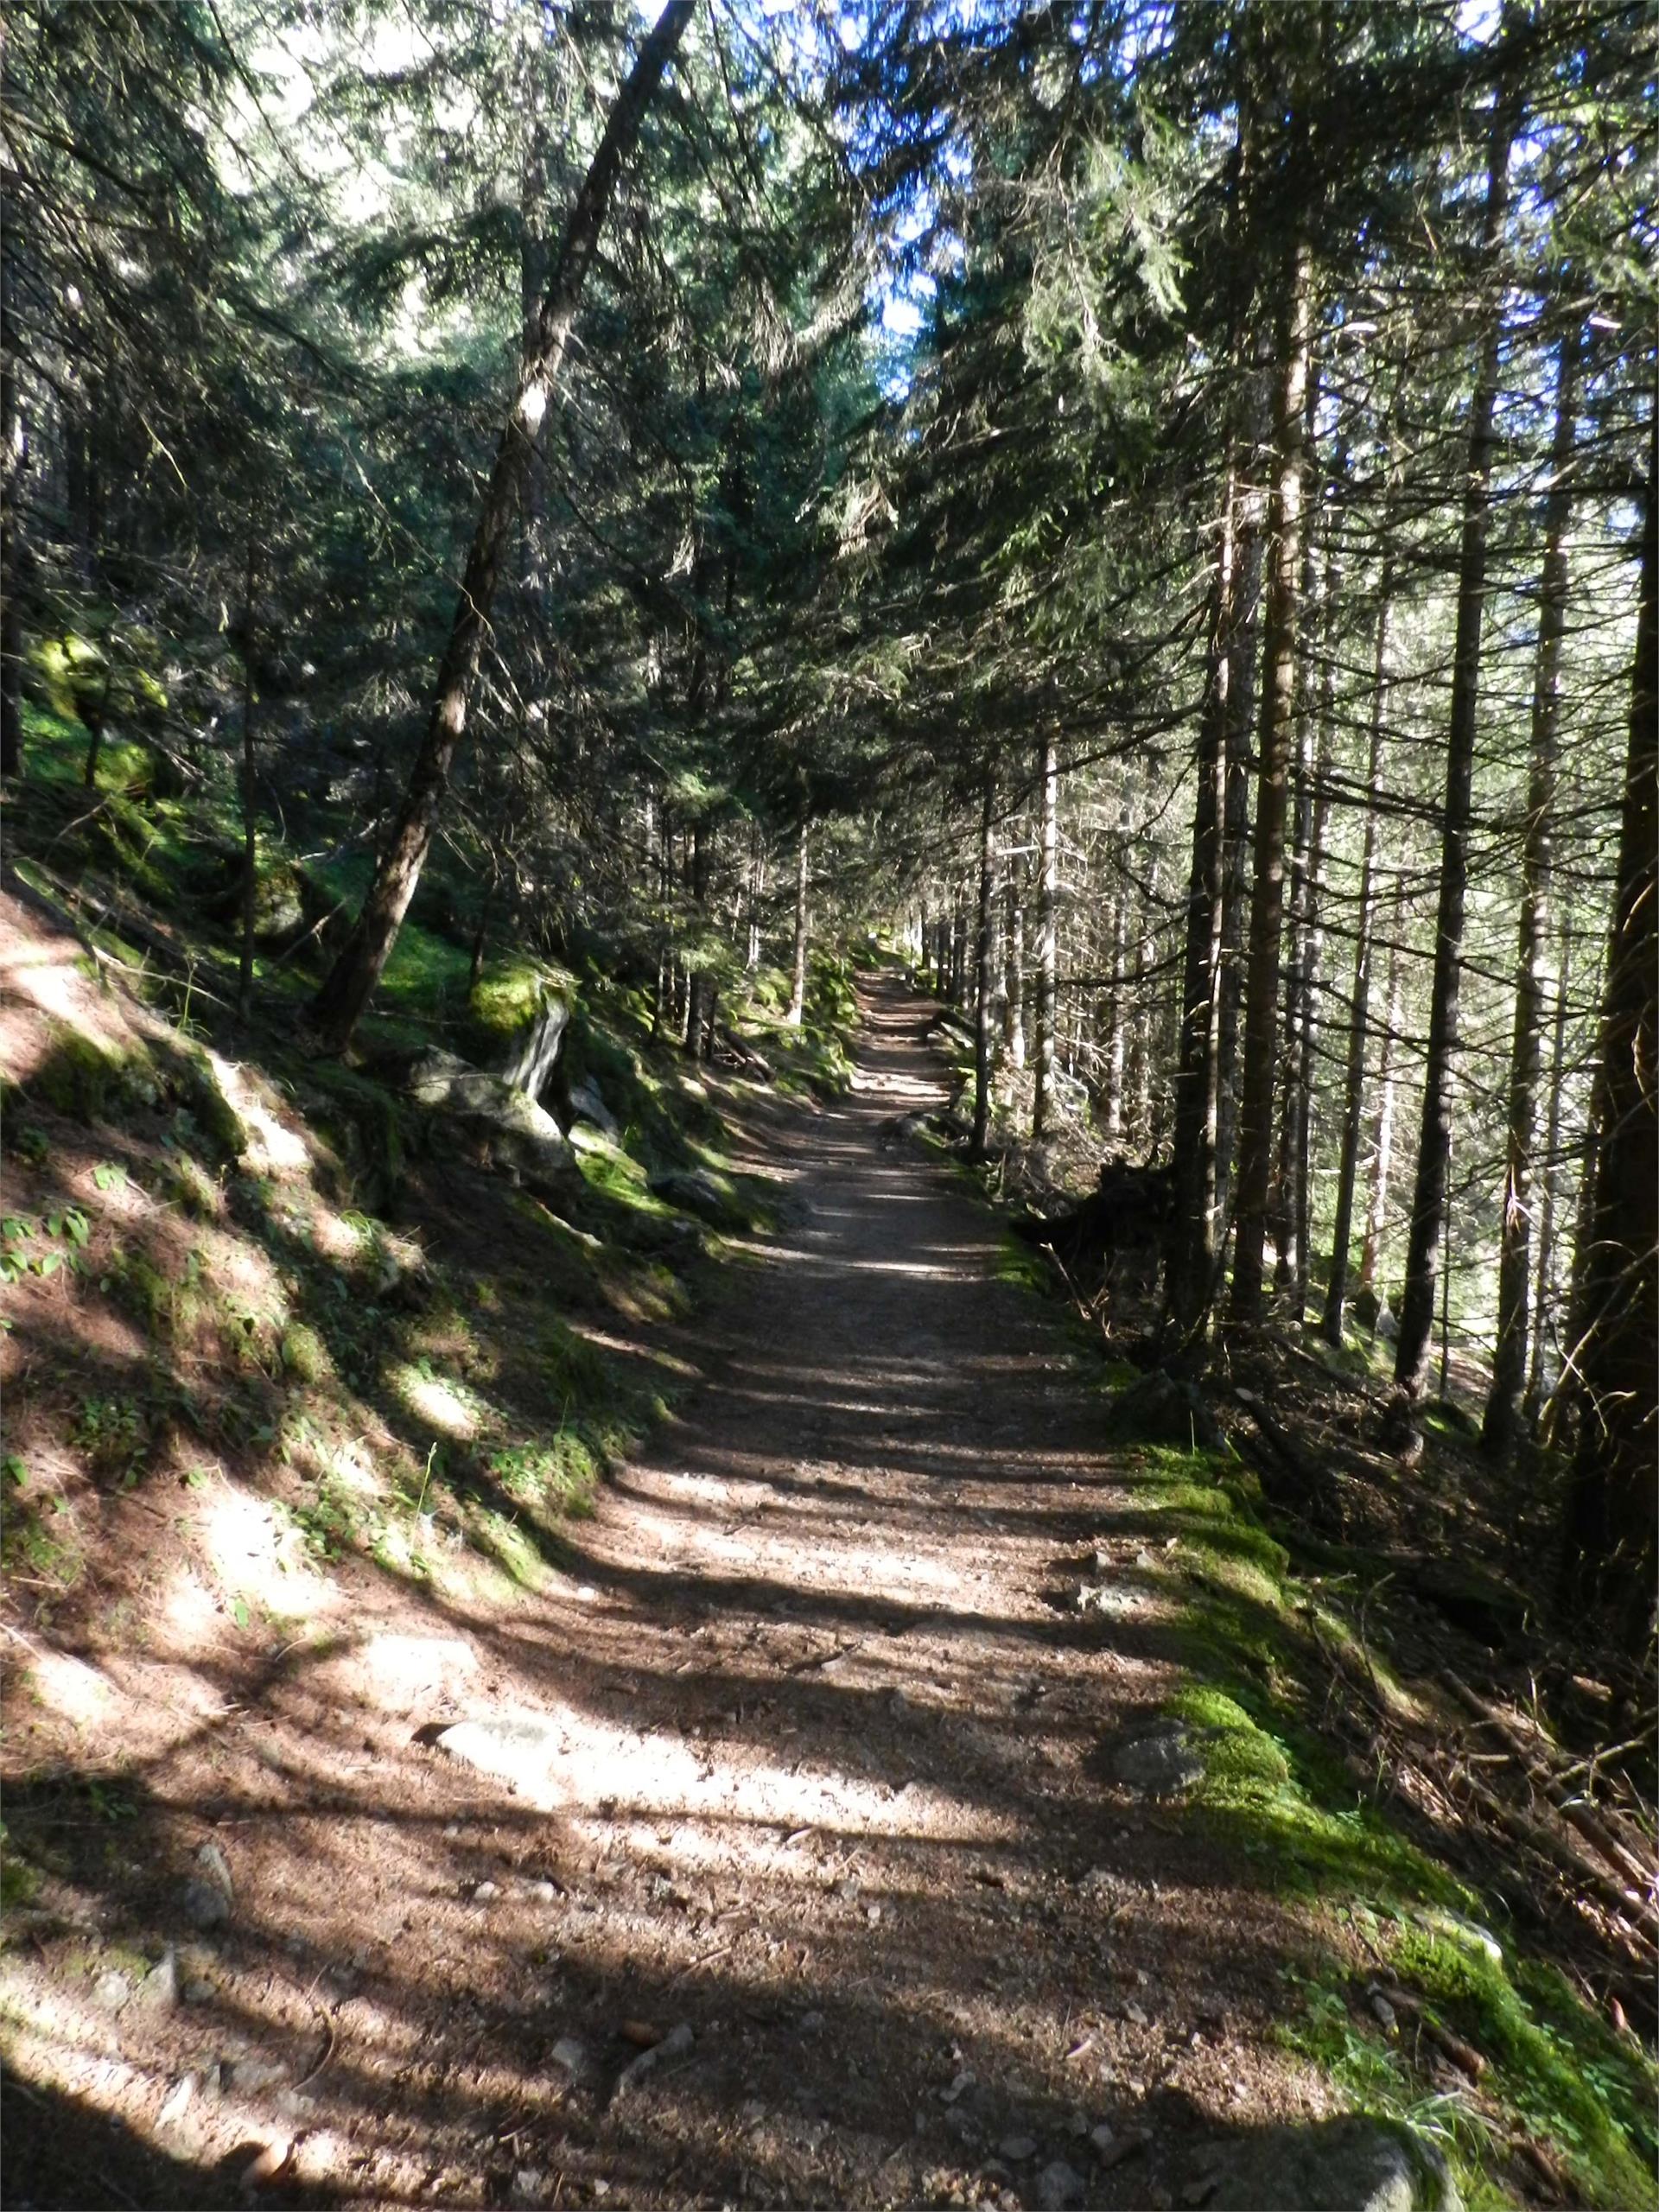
[1005,865,1026,1068]
[1483,318,1580,1456]
[237,539,260,1020]
[1359,876,1407,1299]
[310,0,695,1050]
[1393,87,1517,1412]
[970,771,996,1158]
[1230,233,1313,1320]
[785,817,810,1026]
[1322,572,1393,1342]
[1032,729,1059,1142]
[1,214,23,781]
[1524,917,1572,1422]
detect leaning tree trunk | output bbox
[1321,569,1393,1343]
[1230,234,1313,1321]
[785,817,810,1026]
[310,0,695,1050]
[1392,89,1517,1413]
[1482,317,1581,1457]
[970,772,996,1158]
[1031,730,1060,1143]
[1557,413,1657,1647]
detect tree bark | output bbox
[1,206,24,781]
[1524,916,1572,1422]
[1393,87,1516,1406]
[970,771,996,1158]
[1482,317,1580,1457]
[237,541,260,1021]
[1321,571,1393,1343]
[1359,880,1405,1299]
[310,0,695,1049]
[684,816,711,1060]
[785,817,810,1025]
[1230,233,1313,1320]
[1557,411,1657,1646]
[1032,730,1060,1143]
[1005,868,1026,1068]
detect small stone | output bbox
[1090,2124,1116,2157]
[614,2018,693,2096]
[866,1903,883,1924]
[1370,1992,1397,2031]
[1122,2000,1150,2027]
[276,2088,315,2119]
[999,2136,1038,2163]
[137,1947,179,2011]
[1111,1728,1205,1795]
[158,2075,196,2127]
[443,1821,461,1840]
[473,1879,500,1902]
[228,2056,287,2094]
[798,2011,826,2033]
[527,1880,556,1903]
[181,1878,231,1930]
[1035,2158,1085,2209]
[512,2171,549,2206]
[551,2036,591,2080]
[940,2069,976,2104]
[197,1840,233,1894]
[92,1968,132,2011]
[239,2139,292,2190]
[184,1978,215,2005]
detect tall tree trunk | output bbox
[684,817,711,1061]
[1032,732,1060,1142]
[1,208,23,781]
[1392,89,1517,1409]
[1321,571,1393,1343]
[1359,880,1406,1300]
[1524,916,1572,1422]
[1293,554,1338,1321]
[970,772,996,1158]
[1005,868,1027,1068]
[1483,317,1581,1457]
[1556,413,1657,1645]
[1230,234,1313,1320]
[785,817,810,1026]
[236,541,260,1020]
[309,0,695,1050]
[1102,853,1130,1143]
[1169,458,1243,1335]
[746,821,764,972]
[1215,349,1271,1217]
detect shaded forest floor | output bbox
[3,957,1654,2210]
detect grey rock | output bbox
[798,2011,826,2034]
[1036,2158,1086,2209]
[1112,1727,1205,1795]
[614,2020,694,2097]
[92,1968,132,2011]
[137,1947,179,2010]
[999,2136,1038,2163]
[496,988,572,1102]
[647,1167,738,1228]
[226,2056,287,2094]
[1090,2123,1116,2157]
[197,1840,233,1892]
[550,2036,593,2082]
[527,1879,557,1903]
[403,1051,574,1195]
[181,1878,230,1928]
[567,1079,620,1138]
[1201,2119,1460,2212]
[473,1879,500,1903]
[184,1978,215,2005]
[158,2075,197,2129]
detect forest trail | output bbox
[3,973,1344,2212]
[369,972,1326,2207]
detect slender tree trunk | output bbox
[1272,410,1323,1294]
[1169,461,1240,1335]
[746,821,764,972]
[785,817,810,1026]
[236,541,260,1020]
[1322,575,1393,1342]
[1524,917,1572,1421]
[1359,878,1406,1298]
[309,0,695,1050]
[1,211,24,781]
[970,772,996,1158]
[1215,349,1271,1217]
[1393,90,1517,1408]
[1557,414,1657,1645]
[1102,851,1130,1143]
[1230,235,1313,1320]
[1005,870,1027,1068]
[1483,318,1581,1457]
[684,817,711,1061]
[1294,557,1338,1321]
[1032,731,1059,1142]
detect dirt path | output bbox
[403,975,1324,2208]
[6,975,1332,2210]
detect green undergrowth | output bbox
[744,949,863,1098]
[1109,1427,1657,2205]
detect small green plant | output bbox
[73,1395,147,1487]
